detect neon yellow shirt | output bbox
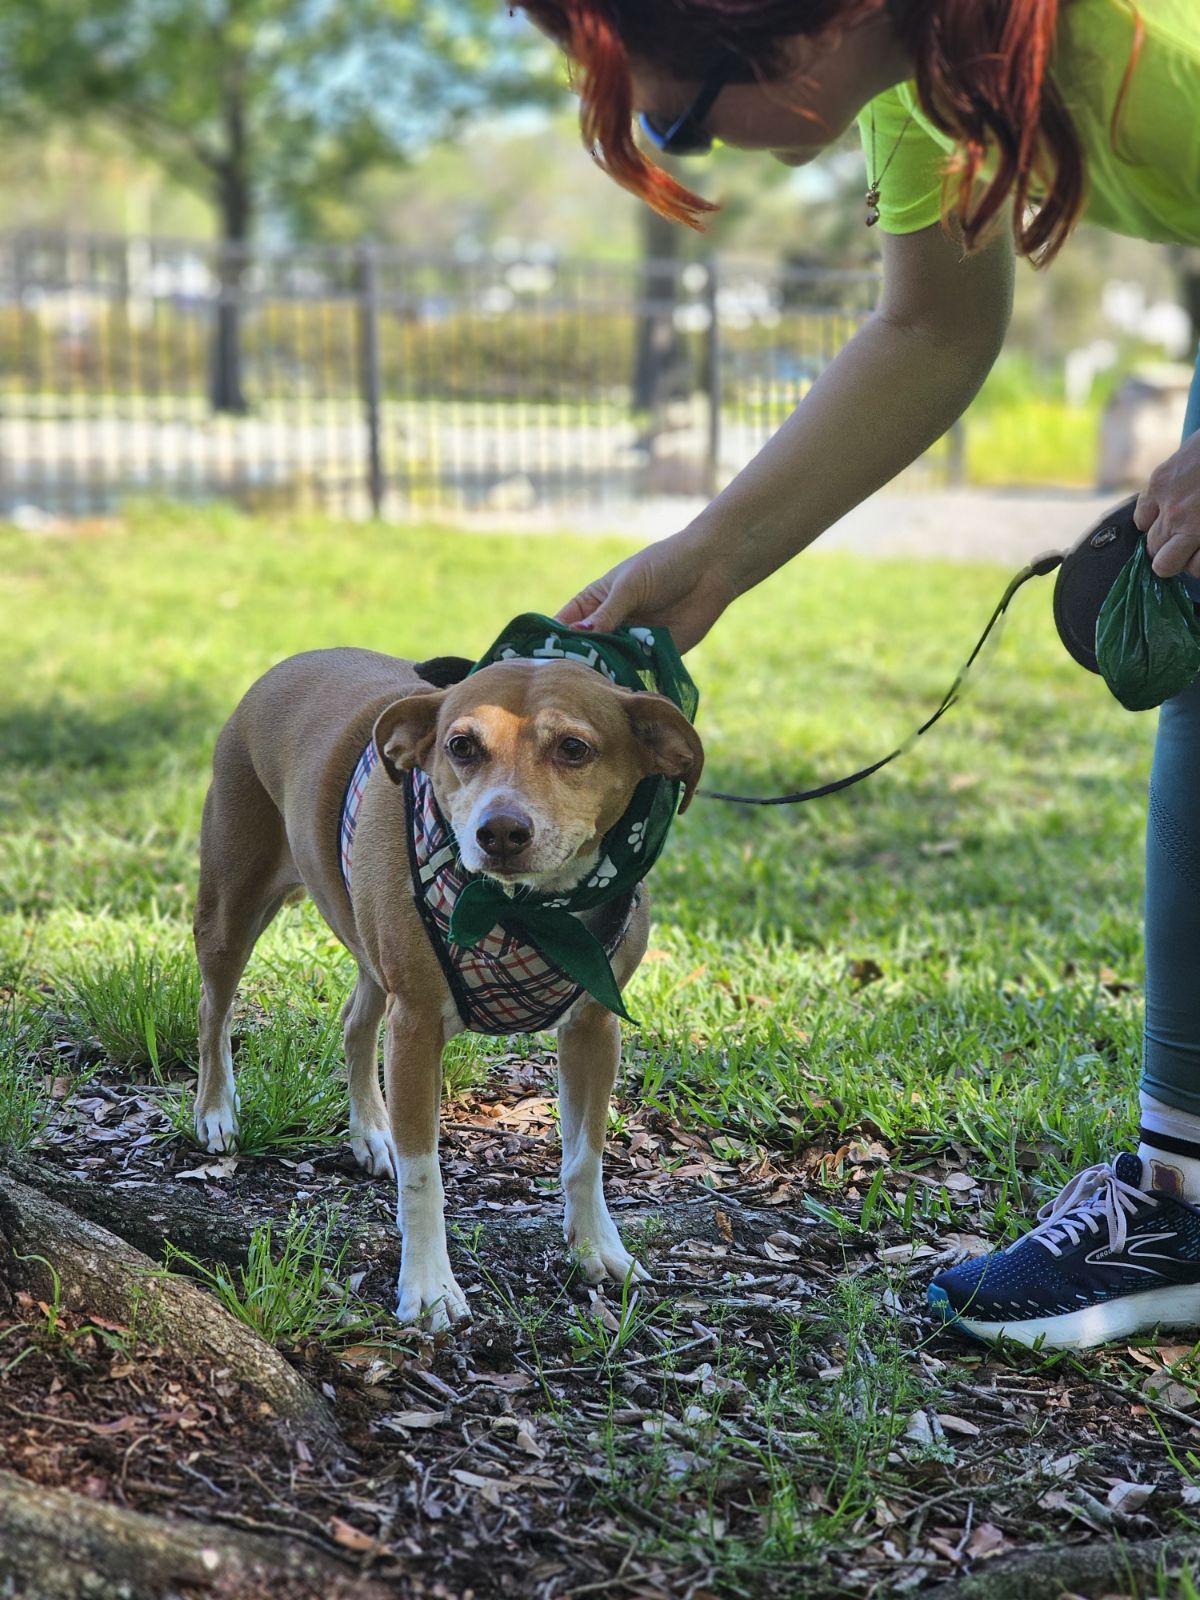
[858,0,1200,246]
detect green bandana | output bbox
[446,614,699,1022]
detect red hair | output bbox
[518,0,1136,262]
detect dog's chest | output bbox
[339,744,633,1036]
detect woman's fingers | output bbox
[1151,529,1200,579]
[1133,485,1159,534]
[554,578,615,629]
[1137,433,1200,577]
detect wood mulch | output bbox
[4,1046,1200,1598]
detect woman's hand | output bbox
[555,529,737,654]
[1135,429,1200,578]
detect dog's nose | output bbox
[476,810,533,859]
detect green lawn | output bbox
[2,502,1184,1594]
[0,499,1152,1184]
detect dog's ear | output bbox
[413,655,474,688]
[623,693,704,814]
[373,690,446,784]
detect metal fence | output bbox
[0,228,957,521]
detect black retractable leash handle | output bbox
[697,494,1141,808]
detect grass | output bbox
[482,1259,945,1584]
[0,993,56,1150]
[61,947,200,1078]
[0,496,1152,1189]
[163,1207,383,1348]
[163,1000,349,1154]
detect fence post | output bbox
[704,257,720,498]
[358,242,384,518]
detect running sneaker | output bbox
[928,1153,1200,1350]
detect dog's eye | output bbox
[557,736,593,764]
[446,733,480,762]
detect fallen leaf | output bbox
[904,1412,934,1446]
[1126,1347,1162,1373]
[451,1468,511,1507]
[382,1411,447,1432]
[674,965,708,991]
[964,1522,1007,1560]
[1106,1480,1154,1515]
[467,1370,534,1392]
[91,1415,142,1436]
[1158,1342,1198,1364]
[878,1243,937,1263]
[936,1413,980,1438]
[177,1157,238,1181]
[1144,1369,1197,1410]
[328,1518,382,1554]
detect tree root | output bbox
[0,1151,391,1269]
[0,1175,337,1446]
[0,1468,397,1600]
[931,1535,1200,1599]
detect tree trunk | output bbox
[0,1469,394,1600]
[209,76,252,416]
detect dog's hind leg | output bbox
[193,730,299,1152]
[344,965,394,1178]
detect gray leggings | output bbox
[1141,354,1200,1112]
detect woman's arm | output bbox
[557,218,1015,649]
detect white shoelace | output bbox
[1019,1161,1149,1258]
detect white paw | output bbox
[566,1213,649,1286]
[349,1125,398,1180]
[195,1102,239,1153]
[395,1263,471,1333]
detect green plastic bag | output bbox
[1095,540,1200,711]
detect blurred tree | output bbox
[0,0,558,411]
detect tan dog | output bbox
[193,647,703,1328]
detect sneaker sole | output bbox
[929,1281,1200,1351]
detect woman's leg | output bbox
[1137,357,1200,1191]
[929,351,1200,1349]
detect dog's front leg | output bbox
[384,995,469,1330]
[557,1000,648,1286]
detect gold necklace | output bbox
[866,103,916,226]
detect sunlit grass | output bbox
[0,500,1153,1201]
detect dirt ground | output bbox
[6,1037,1200,1600]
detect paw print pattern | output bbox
[586,856,618,890]
[626,819,647,854]
[628,627,656,654]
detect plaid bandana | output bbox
[338,742,636,1034]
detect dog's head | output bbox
[373,659,703,892]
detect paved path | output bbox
[497,486,1124,565]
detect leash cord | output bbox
[696,549,1065,807]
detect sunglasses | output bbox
[638,61,732,156]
